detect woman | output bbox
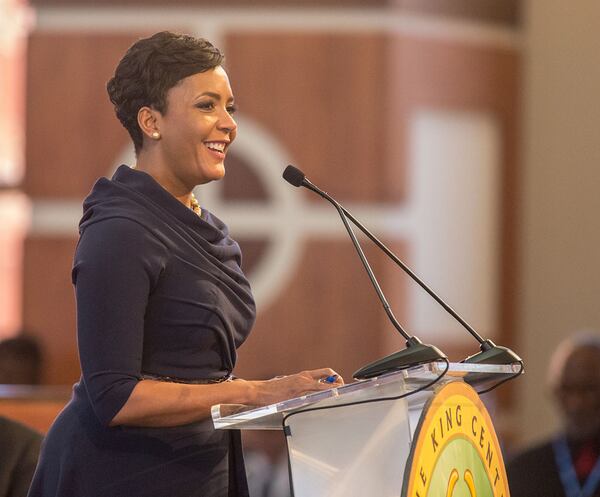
[28,31,343,497]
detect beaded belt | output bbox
[140,373,233,384]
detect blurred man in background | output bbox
[0,334,43,497]
[0,416,42,497]
[0,336,42,385]
[507,333,600,497]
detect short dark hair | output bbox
[107,31,224,154]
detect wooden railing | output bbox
[0,385,72,433]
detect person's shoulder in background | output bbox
[506,437,564,497]
[0,416,43,497]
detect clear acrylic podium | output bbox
[212,363,518,497]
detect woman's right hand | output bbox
[250,368,344,407]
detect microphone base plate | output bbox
[353,342,446,380]
[463,341,522,365]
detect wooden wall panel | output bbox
[31,0,388,6]
[396,0,520,25]
[25,33,143,198]
[236,240,408,380]
[393,37,520,109]
[224,33,396,203]
[22,237,79,385]
[0,398,69,433]
[28,0,519,19]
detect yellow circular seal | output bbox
[402,382,509,497]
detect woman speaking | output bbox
[28,31,343,497]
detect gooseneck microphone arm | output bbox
[303,175,412,341]
[283,165,522,368]
[337,198,488,344]
[336,200,521,364]
[283,165,447,379]
[338,201,523,364]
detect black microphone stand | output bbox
[283,165,522,375]
[283,166,446,379]
[335,201,521,365]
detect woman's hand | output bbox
[250,368,344,407]
[110,369,343,427]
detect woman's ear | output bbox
[137,106,161,141]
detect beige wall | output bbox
[517,0,600,446]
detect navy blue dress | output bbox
[28,165,256,497]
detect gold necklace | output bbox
[131,164,201,216]
[190,192,201,216]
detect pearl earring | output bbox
[152,131,161,139]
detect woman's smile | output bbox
[203,140,230,160]
[153,66,237,187]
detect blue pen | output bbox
[323,374,338,384]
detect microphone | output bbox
[282,165,522,369]
[283,165,447,379]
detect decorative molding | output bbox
[34,7,521,49]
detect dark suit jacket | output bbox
[0,417,42,497]
[507,437,600,497]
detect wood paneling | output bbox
[31,0,388,6]
[221,152,268,201]
[25,33,144,198]
[22,237,79,385]
[224,33,396,204]
[236,239,409,381]
[29,0,520,22]
[392,37,520,109]
[0,399,68,433]
[396,0,521,26]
